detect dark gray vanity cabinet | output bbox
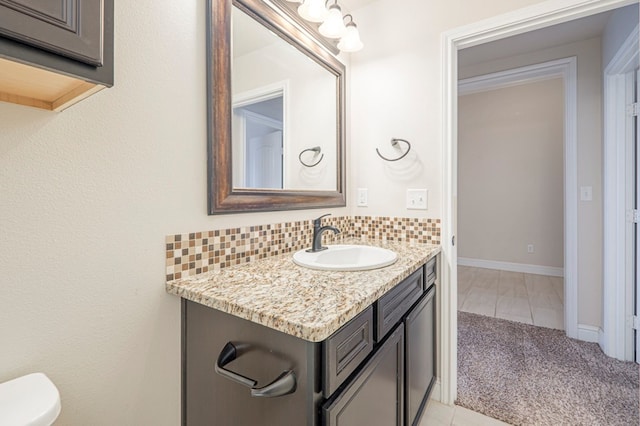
[183,300,322,426]
[321,257,438,426]
[0,0,113,110]
[182,254,439,426]
[405,285,436,426]
[322,325,405,426]
[372,256,438,426]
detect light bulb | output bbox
[319,4,346,39]
[297,0,328,23]
[338,22,363,52]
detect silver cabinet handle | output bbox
[214,342,297,398]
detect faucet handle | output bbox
[312,213,331,225]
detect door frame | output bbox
[458,56,578,337]
[440,0,637,405]
[636,67,639,363]
[602,23,639,361]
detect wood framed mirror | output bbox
[207,0,346,214]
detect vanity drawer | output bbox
[375,267,424,342]
[425,256,437,289]
[323,306,374,397]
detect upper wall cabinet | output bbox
[0,0,114,111]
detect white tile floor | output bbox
[419,399,510,426]
[458,266,564,330]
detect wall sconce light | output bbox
[284,0,363,53]
[298,0,329,22]
[319,3,346,38]
[337,15,363,52]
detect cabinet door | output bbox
[322,325,404,426]
[0,0,103,66]
[405,286,436,426]
[323,306,374,397]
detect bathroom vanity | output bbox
[168,241,440,425]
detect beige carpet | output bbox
[456,311,640,426]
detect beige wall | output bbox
[349,0,545,218]
[459,37,603,328]
[458,78,564,268]
[0,0,554,423]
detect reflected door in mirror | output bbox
[233,94,284,189]
[231,5,337,192]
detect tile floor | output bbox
[458,266,564,330]
[419,399,510,426]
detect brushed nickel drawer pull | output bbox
[215,342,297,398]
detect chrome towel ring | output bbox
[299,146,324,167]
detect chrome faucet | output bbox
[307,214,341,252]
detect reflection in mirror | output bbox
[231,6,337,191]
[233,89,284,189]
[207,0,345,214]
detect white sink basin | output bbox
[293,245,398,271]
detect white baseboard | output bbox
[458,257,564,277]
[598,328,605,351]
[430,380,442,403]
[577,324,602,343]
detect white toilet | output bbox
[0,373,61,426]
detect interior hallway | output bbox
[458,265,564,330]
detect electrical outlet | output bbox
[406,189,428,210]
[357,188,368,207]
[580,186,592,201]
[527,244,534,254]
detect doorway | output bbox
[457,59,573,331]
[232,88,286,189]
[440,0,639,405]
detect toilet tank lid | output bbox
[0,372,61,426]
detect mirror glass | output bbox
[231,6,337,191]
[207,0,345,214]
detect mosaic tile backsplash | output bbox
[165,216,440,281]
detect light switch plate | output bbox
[357,188,368,207]
[406,189,428,210]
[580,186,592,201]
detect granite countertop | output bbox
[165,239,440,342]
